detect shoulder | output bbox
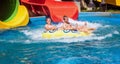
[45,24,48,27]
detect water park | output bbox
[0,0,120,64]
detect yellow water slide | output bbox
[97,0,120,6]
[0,0,29,29]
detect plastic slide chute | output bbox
[0,0,29,29]
[21,0,78,22]
[97,0,120,6]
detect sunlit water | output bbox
[0,12,120,64]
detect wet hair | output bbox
[46,17,51,21]
[63,15,67,20]
[63,15,70,24]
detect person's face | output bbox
[46,18,51,24]
[64,17,68,23]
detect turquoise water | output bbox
[0,12,120,64]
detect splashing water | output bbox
[19,20,117,44]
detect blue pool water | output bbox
[0,12,120,64]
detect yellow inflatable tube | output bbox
[42,30,91,39]
[97,0,120,6]
[0,5,29,29]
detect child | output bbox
[60,16,75,30]
[77,22,95,33]
[45,18,57,31]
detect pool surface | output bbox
[0,12,120,64]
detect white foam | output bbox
[25,40,31,44]
[50,33,113,43]
[21,29,43,40]
[113,31,119,34]
[103,25,111,28]
[68,18,102,29]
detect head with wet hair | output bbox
[63,15,67,20]
[46,17,51,25]
[63,15,69,24]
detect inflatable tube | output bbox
[97,0,120,6]
[0,0,29,29]
[42,30,91,39]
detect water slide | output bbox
[21,0,78,22]
[97,0,120,6]
[0,0,29,29]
